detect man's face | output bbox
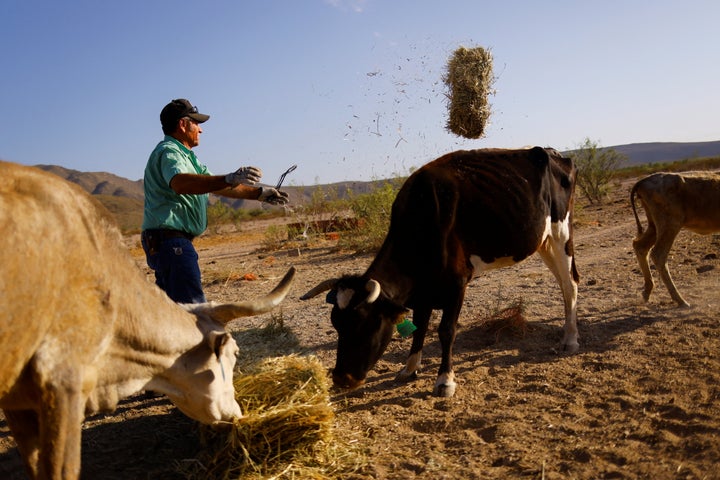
[177,117,202,148]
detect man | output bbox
[141,98,288,304]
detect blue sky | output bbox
[1,1,718,186]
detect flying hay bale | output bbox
[190,355,363,479]
[444,46,494,139]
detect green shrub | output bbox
[261,224,287,250]
[207,200,285,230]
[207,201,247,226]
[571,138,626,204]
[340,179,403,253]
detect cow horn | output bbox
[300,278,339,300]
[196,266,296,323]
[364,279,381,304]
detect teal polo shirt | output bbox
[142,136,212,237]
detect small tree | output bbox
[341,179,403,253]
[572,138,626,204]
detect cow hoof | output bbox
[562,341,580,354]
[433,383,456,398]
[395,369,418,383]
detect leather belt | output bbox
[142,228,195,242]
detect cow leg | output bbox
[396,306,432,382]
[649,226,689,307]
[633,222,657,302]
[538,225,579,353]
[4,409,41,479]
[36,379,85,479]
[433,293,465,398]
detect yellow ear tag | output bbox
[396,318,417,338]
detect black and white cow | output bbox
[301,147,579,397]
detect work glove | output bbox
[225,166,262,186]
[258,187,289,205]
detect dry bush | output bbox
[478,300,527,342]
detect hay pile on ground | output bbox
[444,46,494,139]
[187,355,365,479]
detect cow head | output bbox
[301,275,407,389]
[149,266,295,425]
[158,328,242,425]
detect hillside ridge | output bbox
[32,140,720,204]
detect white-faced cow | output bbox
[631,170,720,307]
[301,147,579,397]
[0,161,295,480]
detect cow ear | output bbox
[530,146,550,168]
[325,289,338,305]
[208,331,230,359]
[336,287,354,309]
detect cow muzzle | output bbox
[332,370,365,390]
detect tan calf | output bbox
[631,171,720,307]
[0,161,294,479]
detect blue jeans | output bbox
[141,234,206,304]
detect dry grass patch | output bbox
[478,301,528,342]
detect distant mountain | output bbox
[35,165,145,201]
[605,141,720,167]
[34,140,720,200]
[32,164,384,208]
[25,139,720,233]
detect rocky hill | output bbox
[33,164,384,208]
[36,140,720,200]
[609,140,720,167]
[30,140,720,232]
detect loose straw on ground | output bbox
[444,46,494,139]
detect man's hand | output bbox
[225,166,262,186]
[258,187,289,205]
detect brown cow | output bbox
[631,170,720,307]
[0,161,294,479]
[301,147,579,397]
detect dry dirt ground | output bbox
[2,178,719,479]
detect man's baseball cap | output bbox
[160,99,210,130]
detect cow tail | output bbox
[630,183,644,236]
